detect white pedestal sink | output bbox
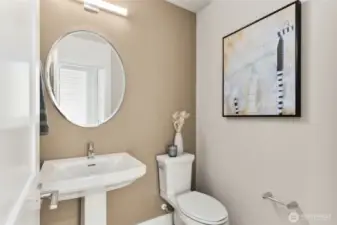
[40,153,146,225]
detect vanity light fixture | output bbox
[79,0,128,17]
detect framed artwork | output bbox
[222,1,301,117]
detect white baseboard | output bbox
[138,213,173,225]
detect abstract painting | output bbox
[222,1,301,117]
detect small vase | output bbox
[174,132,183,156]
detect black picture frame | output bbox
[222,1,301,118]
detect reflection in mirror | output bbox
[45,31,125,127]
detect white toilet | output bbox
[157,153,229,225]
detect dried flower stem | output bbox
[172,111,190,133]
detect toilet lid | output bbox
[177,191,228,224]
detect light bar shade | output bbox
[83,0,128,17]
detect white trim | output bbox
[138,213,173,225]
[3,174,37,225]
[0,116,31,130]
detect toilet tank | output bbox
[156,153,195,196]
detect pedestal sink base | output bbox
[40,152,146,225]
[81,192,107,225]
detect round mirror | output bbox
[44,31,126,127]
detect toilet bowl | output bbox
[156,154,229,225]
[174,191,229,225]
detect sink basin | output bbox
[40,152,146,200]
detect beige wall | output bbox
[40,1,196,225]
[197,0,337,225]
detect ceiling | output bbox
[166,0,212,13]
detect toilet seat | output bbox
[177,211,228,225]
[177,191,228,225]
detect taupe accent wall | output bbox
[40,1,196,225]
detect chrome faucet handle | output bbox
[87,141,95,159]
[88,141,94,150]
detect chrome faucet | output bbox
[41,190,59,210]
[87,141,95,159]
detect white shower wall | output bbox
[196,0,337,225]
